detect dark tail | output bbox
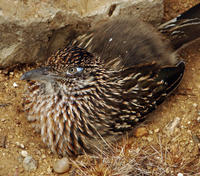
[159,3,200,50]
[155,61,185,105]
[160,61,185,95]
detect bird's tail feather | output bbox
[155,61,185,106]
[159,3,200,50]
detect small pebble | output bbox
[187,130,192,134]
[134,127,149,137]
[149,130,153,135]
[146,136,153,142]
[41,154,46,159]
[13,82,18,88]
[1,118,6,122]
[197,116,200,123]
[53,157,71,174]
[192,135,200,144]
[154,128,159,133]
[165,117,181,135]
[193,103,198,107]
[21,150,28,157]
[177,173,183,176]
[16,142,25,149]
[23,156,38,171]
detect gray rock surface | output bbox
[23,156,38,171]
[0,0,163,68]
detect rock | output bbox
[16,142,25,149]
[0,0,163,68]
[134,127,149,138]
[23,156,38,171]
[149,130,153,135]
[164,117,181,135]
[53,157,71,174]
[21,150,28,157]
[193,103,198,107]
[0,118,6,122]
[13,82,18,88]
[154,128,160,133]
[41,154,46,159]
[177,173,184,176]
[192,135,200,144]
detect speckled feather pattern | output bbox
[22,17,186,157]
[23,47,184,157]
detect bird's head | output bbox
[21,47,102,94]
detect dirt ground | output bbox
[0,0,200,176]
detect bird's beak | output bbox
[20,67,51,81]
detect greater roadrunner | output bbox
[21,3,200,157]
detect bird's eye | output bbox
[67,67,83,75]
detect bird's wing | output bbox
[106,61,185,132]
[72,17,177,69]
[121,61,185,116]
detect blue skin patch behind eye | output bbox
[77,67,83,72]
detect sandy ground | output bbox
[0,0,200,175]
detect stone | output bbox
[23,156,38,171]
[13,82,18,88]
[164,117,181,135]
[21,150,28,157]
[0,0,163,68]
[154,128,160,133]
[177,173,183,176]
[41,154,46,159]
[134,127,149,137]
[53,157,71,174]
[16,142,25,149]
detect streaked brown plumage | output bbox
[21,3,200,157]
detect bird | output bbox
[158,3,200,50]
[21,3,200,157]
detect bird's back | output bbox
[72,17,178,70]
